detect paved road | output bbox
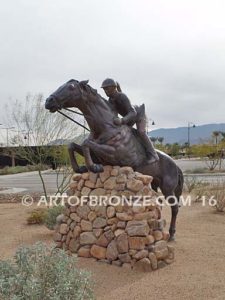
[0,160,225,193]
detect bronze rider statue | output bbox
[101,78,159,164]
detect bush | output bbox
[0,242,94,300]
[206,183,225,212]
[27,208,47,225]
[44,205,65,230]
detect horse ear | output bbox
[79,80,89,87]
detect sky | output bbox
[1,0,225,135]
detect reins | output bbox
[57,109,90,132]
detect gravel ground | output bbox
[0,198,225,300]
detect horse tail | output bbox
[116,82,122,92]
[175,167,184,204]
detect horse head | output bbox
[45,79,89,112]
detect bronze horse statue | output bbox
[45,79,183,240]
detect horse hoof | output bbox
[168,235,176,242]
[90,164,104,173]
[76,165,88,173]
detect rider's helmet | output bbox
[101,78,117,88]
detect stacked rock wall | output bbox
[54,166,175,271]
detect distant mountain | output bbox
[148,123,225,145]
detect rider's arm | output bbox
[120,94,137,125]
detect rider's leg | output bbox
[136,117,159,164]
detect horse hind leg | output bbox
[161,185,179,242]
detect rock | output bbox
[111,168,119,176]
[88,211,97,222]
[70,181,78,190]
[99,168,111,183]
[95,178,104,188]
[118,253,131,263]
[127,178,144,192]
[76,206,90,220]
[149,253,158,270]
[90,245,107,259]
[135,174,153,185]
[77,179,85,191]
[93,217,107,228]
[53,232,62,242]
[134,250,148,260]
[114,229,125,237]
[73,226,81,238]
[153,230,163,241]
[115,183,126,191]
[106,240,118,261]
[104,229,114,242]
[80,232,97,245]
[81,220,92,231]
[155,248,169,260]
[70,221,76,231]
[59,224,69,235]
[78,246,91,257]
[104,177,117,190]
[81,186,91,196]
[132,205,146,214]
[112,260,122,267]
[116,233,129,253]
[72,174,82,181]
[85,180,96,189]
[157,260,167,269]
[154,240,167,251]
[116,212,133,221]
[107,206,116,218]
[70,213,81,222]
[119,166,133,175]
[128,237,146,250]
[117,221,126,229]
[116,174,127,183]
[129,249,137,257]
[81,173,89,180]
[94,205,107,217]
[145,235,155,245]
[126,220,149,237]
[134,258,152,272]
[96,233,109,247]
[107,217,118,225]
[90,188,107,196]
[163,231,170,241]
[89,172,98,184]
[164,258,174,264]
[93,228,103,238]
[69,239,80,253]
[133,211,156,221]
[56,214,64,224]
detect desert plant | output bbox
[206,182,225,212]
[184,175,203,193]
[27,208,47,225]
[0,242,94,300]
[44,205,65,230]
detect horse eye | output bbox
[69,83,75,90]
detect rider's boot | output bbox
[139,133,159,164]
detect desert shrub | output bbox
[0,242,94,300]
[44,205,65,230]
[206,183,225,212]
[184,176,203,193]
[27,208,47,224]
[0,164,49,175]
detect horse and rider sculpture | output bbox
[45,78,184,241]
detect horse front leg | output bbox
[82,139,115,173]
[67,142,88,173]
